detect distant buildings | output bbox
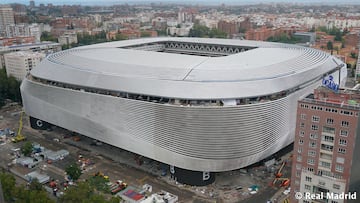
[291,85,360,203]
[4,23,41,42]
[0,5,15,36]
[293,32,316,46]
[4,51,45,80]
[58,31,78,46]
[217,20,238,36]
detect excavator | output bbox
[11,112,26,143]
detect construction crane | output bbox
[11,112,26,143]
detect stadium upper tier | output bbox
[30,37,342,100]
[21,37,347,172]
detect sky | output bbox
[1,0,358,6]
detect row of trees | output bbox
[188,24,227,38]
[0,68,22,108]
[267,33,300,44]
[0,172,54,203]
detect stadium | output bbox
[20,37,347,186]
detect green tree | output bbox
[59,181,114,203]
[115,33,128,41]
[65,163,82,181]
[327,41,333,50]
[13,184,54,203]
[0,68,22,108]
[209,28,227,38]
[28,178,44,191]
[40,31,57,42]
[0,172,16,202]
[21,141,33,157]
[350,52,357,59]
[189,24,210,37]
[88,176,110,193]
[140,31,151,38]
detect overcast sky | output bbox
[1,0,357,6]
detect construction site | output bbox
[0,103,294,203]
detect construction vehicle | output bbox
[93,171,109,180]
[110,181,127,195]
[11,112,26,143]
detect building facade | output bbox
[21,37,347,186]
[291,86,360,203]
[0,5,15,36]
[4,51,45,80]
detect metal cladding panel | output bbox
[20,77,332,172]
[29,38,345,100]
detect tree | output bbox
[0,172,16,202]
[21,141,33,157]
[115,33,128,41]
[140,31,151,38]
[40,31,57,42]
[28,178,44,191]
[88,176,110,193]
[327,41,333,50]
[0,172,54,203]
[59,181,120,203]
[0,68,22,108]
[65,163,82,181]
[350,52,357,59]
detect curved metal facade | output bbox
[21,77,339,172]
[20,38,348,172]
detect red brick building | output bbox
[291,85,360,203]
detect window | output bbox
[327,118,334,125]
[308,159,315,165]
[308,151,316,157]
[340,130,348,137]
[333,184,340,190]
[311,125,319,130]
[335,165,344,173]
[305,184,311,190]
[297,155,302,162]
[296,164,301,170]
[336,157,345,164]
[305,176,312,182]
[299,139,304,145]
[301,114,306,120]
[296,171,301,177]
[321,144,333,152]
[341,121,349,127]
[319,181,326,186]
[312,116,320,122]
[299,131,305,137]
[338,148,346,154]
[323,126,335,134]
[322,135,334,143]
[318,170,332,177]
[339,139,347,146]
[320,161,331,168]
[309,141,316,148]
[298,147,303,153]
[300,123,305,128]
[307,167,314,172]
[310,133,318,140]
[334,174,343,179]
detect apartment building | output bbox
[291,85,360,203]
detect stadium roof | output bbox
[30,37,343,99]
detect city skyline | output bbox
[1,0,359,6]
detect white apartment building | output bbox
[58,32,78,46]
[0,5,15,36]
[4,51,45,80]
